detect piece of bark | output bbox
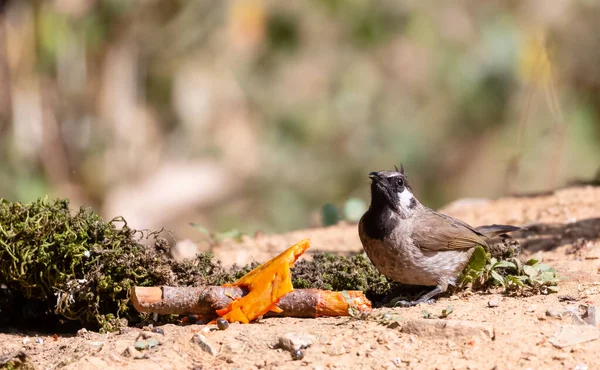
[131,286,371,319]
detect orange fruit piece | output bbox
[216,239,310,323]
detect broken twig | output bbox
[131,286,371,319]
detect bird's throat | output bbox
[361,205,396,241]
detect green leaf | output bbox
[536,264,552,272]
[523,265,538,277]
[505,275,525,287]
[490,270,505,287]
[525,258,539,266]
[511,258,523,275]
[467,245,487,273]
[493,261,516,270]
[422,310,435,319]
[441,305,454,318]
[540,271,557,283]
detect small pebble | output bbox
[77,328,88,337]
[488,299,499,308]
[581,305,600,327]
[191,333,217,356]
[22,337,31,344]
[118,327,134,335]
[147,338,160,349]
[291,349,304,361]
[326,340,346,356]
[278,333,316,352]
[546,307,569,318]
[151,327,165,335]
[137,331,155,340]
[134,341,149,350]
[35,338,44,344]
[216,318,229,330]
[124,346,146,359]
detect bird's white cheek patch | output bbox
[398,189,414,210]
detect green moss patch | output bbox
[0,197,247,331]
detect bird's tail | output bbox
[475,224,522,238]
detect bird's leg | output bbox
[393,281,448,308]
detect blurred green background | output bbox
[0,0,599,240]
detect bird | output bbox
[358,165,521,306]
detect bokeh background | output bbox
[0,0,599,241]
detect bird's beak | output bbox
[368,172,378,180]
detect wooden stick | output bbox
[131,286,371,319]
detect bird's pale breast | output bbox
[358,218,474,287]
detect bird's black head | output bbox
[367,165,417,216]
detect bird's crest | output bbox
[394,164,405,175]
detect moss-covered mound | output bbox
[0,197,253,331]
[291,253,395,302]
[0,197,557,332]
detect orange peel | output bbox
[215,238,310,323]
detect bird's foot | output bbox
[390,298,436,308]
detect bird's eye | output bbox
[397,178,404,187]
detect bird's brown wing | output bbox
[412,210,488,251]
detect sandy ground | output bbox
[1,185,600,370]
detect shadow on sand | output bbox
[513,217,600,253]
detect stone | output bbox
[118,327,134,335]
[326,340,346,356]
[278,333,316,352]
[124,346,146,359]
[146,338,160,349]
[548,325,600,348]
[546,306,570,318]
[134,341,149,350]
[571,313,587,326]
[400,319,495,341]
[488,299,499,308]
[582,306,600,327]
[191,333,217,356]
[136,331,156,340]
[151,327,165,335]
